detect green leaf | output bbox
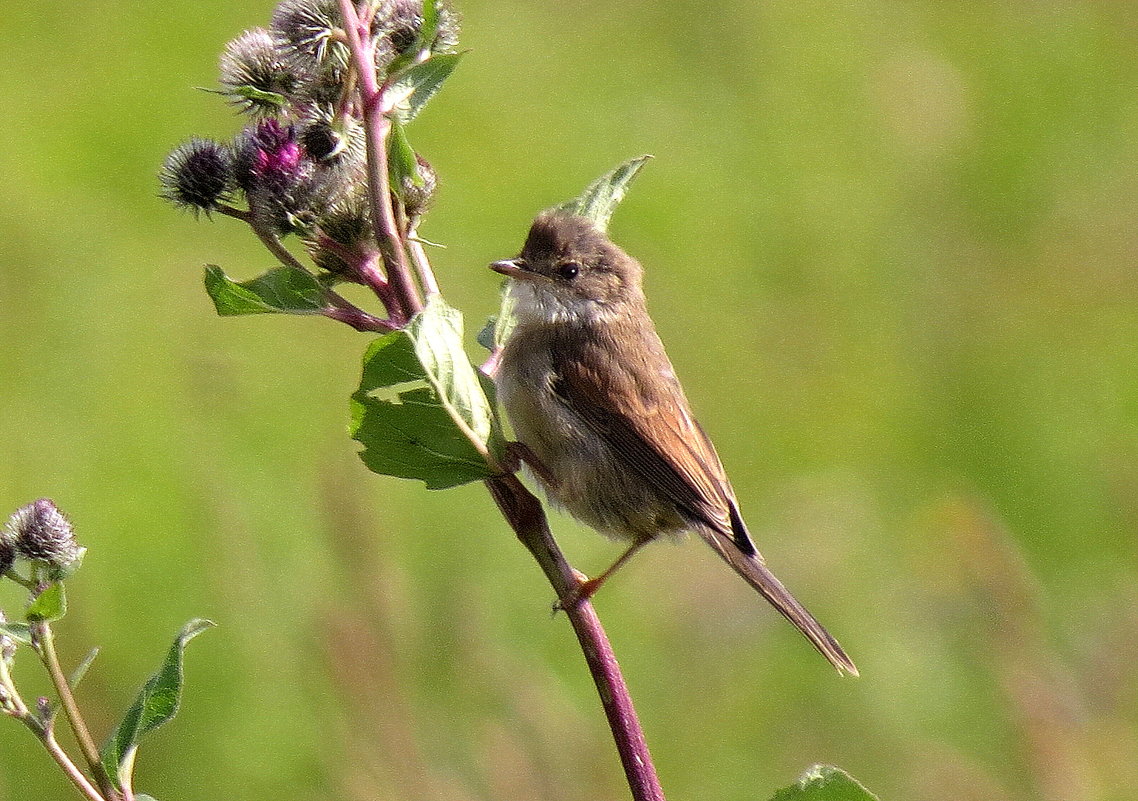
[68,647,99,690]
[768,765,879,801]
[26,582,65,622]
[479,283,518,355]
[387,52,464,124]
[0,621,33,646]
[476,316,496,352]
[204,265,329,316]
[491,287,517,351]
[412,297,497,447]
[387,119,421,194]
[419,0,440,51]
[100,619,215,789]
[134,795,159,801]
[350,297,500,489]
[227,85,287,110]
[556,154,653,232]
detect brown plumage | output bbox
[491,212,857,676]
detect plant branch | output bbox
[32,621,118,801]
[217,206,308,273]
[0,653,101,801]
[37,723,106,801]
[334,5,663,798]
[217,207,399,332]
[324,293,399,332]
[407,223,440,297]
[322,241,404,321]
[485,474,666,801]
[337,0,422,321]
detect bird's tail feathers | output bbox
[695,526,859,677]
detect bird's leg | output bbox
[503,441,558,489]
[555,538,650,611]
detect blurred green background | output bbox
[1,1,1136,799]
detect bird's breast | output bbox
[496,323,687,541]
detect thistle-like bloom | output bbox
[0,538,13,575]
[306,193,373,274]
[272,0,460,81]
[272,0,350,80]
[300,118,344,162]
[219,28,298,115]
[375,0,461,71]
[160,139,235,214]
[235,117,304,189]
[401,154,437,219]
[298,102,365,165]
[4,499,84,575]
[235,117,321,233]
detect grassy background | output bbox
[1,1,1136,799]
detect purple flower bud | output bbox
[236,118,304,189]
[235,118,323,234]
[4,500,83,574]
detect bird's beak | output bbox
[490,258,528,279]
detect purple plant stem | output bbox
[486,474,666,801]
[407,229,441,297]
[332,3,664,797]
[337,0,422,321]
[325,298,399,332]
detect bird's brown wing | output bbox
[550,325,858,675]
[550,325,757,554]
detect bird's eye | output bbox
[557,261,580,280]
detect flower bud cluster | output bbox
[161,0,453,245]
[2,500,84,578]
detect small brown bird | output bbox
[490,212,857,676]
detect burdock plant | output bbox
[154,3,877,801]
[1,499,212,801]
[163,2,674,796]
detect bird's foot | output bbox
[503,441,558,489]
[552,569,602,614]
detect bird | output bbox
[489,211,857,676]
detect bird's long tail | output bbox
[694,525,859,676]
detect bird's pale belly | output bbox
[498,343,687,542]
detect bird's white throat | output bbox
[508,279,620,327]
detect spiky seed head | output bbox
[0,539,13,575]
[400,153,437,218]
[301,118,342,162]
[219,28,297,115]
[160,139,234,214]
[306,195,372,273]
[298,103,365,163]
[374,0,461,72]
[318,196,371,245]
[271,0,351,82]
[425,0,461,53]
